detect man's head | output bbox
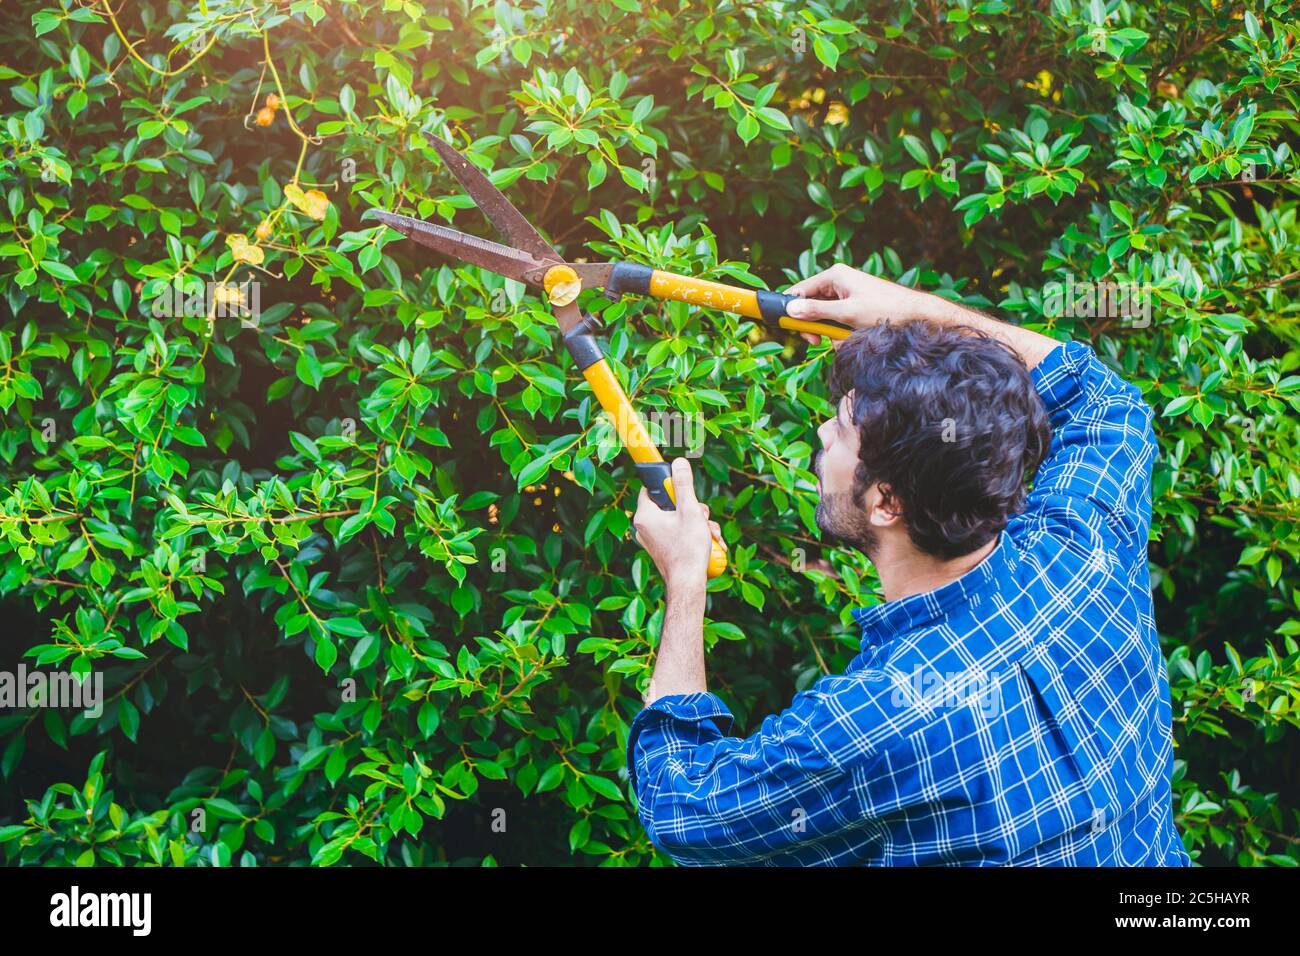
[813,319,1050,561]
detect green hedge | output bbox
[1,0,1297,866]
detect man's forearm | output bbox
[643,583,707,704]
[911,292,1059,370]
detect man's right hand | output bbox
[784,263,1059,368]
[785,264,928,343]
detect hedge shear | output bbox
[370,136,852,578]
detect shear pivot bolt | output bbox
[544,265,582,306]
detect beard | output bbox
[813,450,878,556]
[815,493,879,556]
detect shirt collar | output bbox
[852,534,1014,649]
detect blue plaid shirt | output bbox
[626,341,1189,866]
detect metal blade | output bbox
[552,300,585,337]
[370,210,551,285]
[429,135,559,264]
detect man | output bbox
[627,264,1188,866]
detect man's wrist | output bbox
[904,288,966,324]
[664,574,707,603]
[663,576,708,626]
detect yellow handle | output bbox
[777,316,853,341]
[581,359,659,465]
[645,270,853,341]
[648,271,766,318]
[581,359,728,578]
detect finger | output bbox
[785,295,857,323]
[632,487,655,542]
[708,520,722,544]
[670,457,699,509]
[785,267,839,299]
[800,331,822,345]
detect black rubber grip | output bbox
[607,262,654,296]
[636,461,674,510]
[756,289,796,323]
[561,313,603,371]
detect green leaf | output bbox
[516,454,554,488]
[585,774,624,801]
[207,798,245,821]
[39,260,78,281]
[315,637,338,672]
[326,617,369,637]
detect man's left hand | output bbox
[633,458,722,590]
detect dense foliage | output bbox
[1,0,1297,867]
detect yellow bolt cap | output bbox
[544,265,581,306]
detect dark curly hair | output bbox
[829,318,1051,560]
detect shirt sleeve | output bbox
[1023,341,1157,557]
[625,685,881,865]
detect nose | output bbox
[817,416,833,446]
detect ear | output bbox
[867,483,904,528]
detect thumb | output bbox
[786,296,856,323]
[670,457,699,509]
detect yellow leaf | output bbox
[543,264,581,306]
[285,183,330,221]
[211,283,244,308]
[225,234,265,265]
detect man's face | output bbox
[813,392,879,554]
